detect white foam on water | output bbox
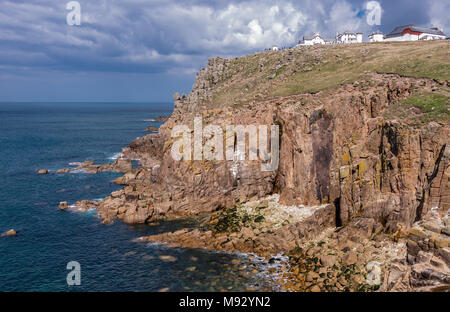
[145,241,168,248]
[85,209,97,215]
[69,169,86,173]
[108,152,123,160]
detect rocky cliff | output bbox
[71,41,449,291]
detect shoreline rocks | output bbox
[140,195,335,256]
[56,169,70,174]
[154,116,170,122]
[56,158,134,175]
[145,125,158,132]
[59,44,450,292]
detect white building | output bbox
[335,31,363,44]
[384,25,446,42]
[272,45,279,51]
[299,32,324,45]
[368,30,384,42]
[298,32,335,46]
[357,32,363,43]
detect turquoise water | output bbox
[0,102,276,292]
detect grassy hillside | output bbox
[209,41,450,109]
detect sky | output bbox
[0,0,448,102]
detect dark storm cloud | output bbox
[0,0,448,76]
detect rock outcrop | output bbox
[64,41,449,291]
[55,158,133,174]
[142,195,335,256]
[144,125,158,132]
[93,73,449,234]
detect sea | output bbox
[0,102,280,292]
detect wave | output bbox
[107,152,123,160]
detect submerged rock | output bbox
[185,266,197,272]
[159,255,177,262]
[3,229,17,237]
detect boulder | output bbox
[320,254,337,267]
[56,169,70,174]
[113,176,126,185]
[3,229,17,236]
[37,169,48,174]
[59,201,69,210]
[112,159,133,172]
[342,251,358,266]
[306,271,320,282]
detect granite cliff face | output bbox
[69,41,449,291]
[106,53,449,232]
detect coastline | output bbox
[57,106,446,292]
[56,42,449,292]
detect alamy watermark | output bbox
[366,261,381,286]
[66,261,81,286]
[66,1,81,26]
[171,117,279,172]
[366,1,382,26]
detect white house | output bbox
[335,31,363,44]
[298,32,335,46]
[357,32,363,43]
[272,45,279,51]
[299,33,322,45]
[384,25,446,42]
[368,30,384,42]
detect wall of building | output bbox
[356,34,363,43]
[384,33,419,42]
[418,33,446,40]
[369,34,384,42]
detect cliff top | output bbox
[186,41,449,110]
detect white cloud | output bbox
[328,1,360,31]
[0,0,447,75]
[428,1,450,34]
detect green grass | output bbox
[405,94,449,120]
[204,41,450,109]
[384,92,449,126]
